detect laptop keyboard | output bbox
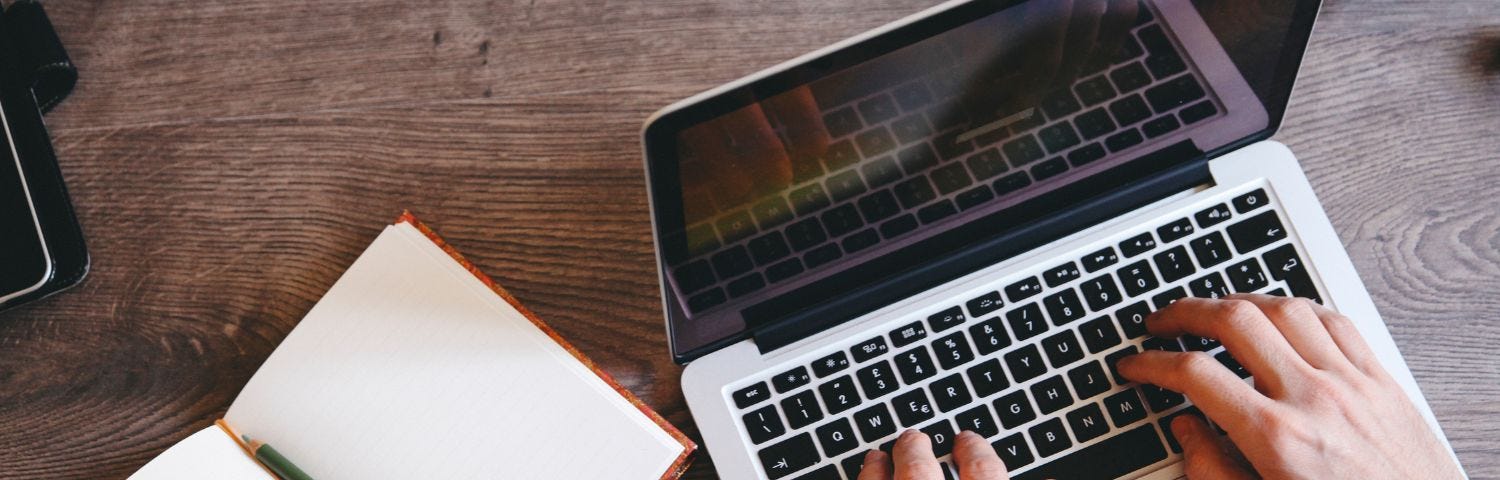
[729,186,1323,480]
[676,5,1223,315]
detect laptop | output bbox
[641,0,1464,478]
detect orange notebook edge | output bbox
[395,211,698,480]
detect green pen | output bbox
[241,435,314,480]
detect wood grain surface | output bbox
[1,0,1496,478]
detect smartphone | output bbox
[0,92,53,304]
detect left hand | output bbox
[857,429,1010,480]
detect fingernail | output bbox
[1170,415,1197,442]
[957,430,980,441]
[863,449,887,466]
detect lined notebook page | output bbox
[128,425,271,480]
[224,223,683,479]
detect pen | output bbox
[241,435,315,480]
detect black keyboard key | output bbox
[880,214,919,239]
[1183,334,1221,352]
[1065,403,1111,442]
[895,346,938,384]
[824,107,864,138]
[812,351,851,378]
[1233,189,1270,213]
[687,288,727,313]
[1104,388,1148,427]
[993,433,1035,471]
[970,318,1011,355]
[1142,114,1181,138]
[966,358,1009,397]
[785,218,828,252]
[1080,274,1123,311]
[1110,62,1153,93]
[1227,210,1287,254]
[855,127,898,158]
[1160,407,1204,453]
[1216,351,1251,378]
[1003,135,1046,167]
[749,232,793,266]
[1157,218,1195,244]
[1030,158,1069,181]
[857,190,902,223]
[965,149,1009,181]
[815,418,860,458]
[822,139,861,171]
[840,454,867,479]
[1030,375,1075,415]
[1110,94,1152,126]
[1265,244,1322,303]
[1151,286,1188,310]
[804,244,842,269]
[1038,123,1082,154]
[1081,247,1120,273]
[1074,107,1116,141]
[1143,336,1183,353]
[893,177,938,210]
[890,321,928,348]
[1104,346,1140,385]
[1043,262,1082,287]
[1145,74,1207,113]
[928,306,967,333]
[1005,277,1044,302]
[1119,232,1158,257]
[1153,246,1196,283]
[955,185,995,211]
[1141,384,1185,413]
[1188,271,1231,299]
[1227,258,1270,293]
[789,183,833,217]
[857,360,900,399]
[766,259,805,283]
[1009,424,1168,480]
[890,114,934,145]
[674,260,716,295]
[933,130,976,160]
[862,156,904,188]
[966,291,1005,317]
[1041,89,1083,119]
[1066,142,1108,167]
[725,274,759,298]
[752,196,796,230]
[929,373,974,413]
[1189,231,1233,268]
[919,420,959,458]
[713,246,754,279]
[1137,25,1173,54]
[955,404,1000,438]
[892,389,937,427]
[841,228,880,253]
[782,390,823,429]
[1104,128,1144,153]
[734,382,773,409]
[1115,301,1151,339]
[1006,303,1049,341]
[853,403,898,442]
[819,375,861,415]
[1146,52,1187,79]
[1041,330,1086,369]
[897,144,939,175]
[744,405,786,444]
[826,170,867,203]
[1042,289,1086,326]
[850,336,890,363]
[1079,316,1123,354]
[800,464,841,480]
[1028,417,1073,457]
[759,432,818,479]
[994,390,1037,429]
[1067,360,1112,401]
[917,200,958,224]
[932,332,975,370]
[930,163,973,195]
[1003,344,1048,383]
[821,204,865,237]
[1074,75,1117,106]
[1117,260,1160,298]
[773,366,812,393]
[1195,203,1233,228]
[992,171,1032,195]
[1180,100,1218,125]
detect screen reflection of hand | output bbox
[678,87,828,225]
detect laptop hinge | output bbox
[747,140,1211,355]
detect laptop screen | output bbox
[645,0,1321,361]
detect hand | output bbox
[1118,294,1463,479]
[857,429,1009,480]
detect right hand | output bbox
[1118,294,1464,479]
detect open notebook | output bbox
[130,214,695,480]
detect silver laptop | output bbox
[640,1,1463,478]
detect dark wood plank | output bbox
[0,0,1495,478]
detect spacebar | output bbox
[1011,425,1170,480]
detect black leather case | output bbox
[0,0,86,311]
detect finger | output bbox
[1117,350,1269,435]
[953,431,1009,480]
[760,87,830,162]
[1091,0,1140,64]
[1221,294,1352,372]
[892,430,944,480]
[680,104,792,204]
[1146,297,1309,394]
[1055,0,1108,80]
[1172,415,1258,480]
[1303,300,1387,377]
[858,450,894,480]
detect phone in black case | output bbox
[0,93,53,304]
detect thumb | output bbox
[1173,415,1258,480]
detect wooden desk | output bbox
[2,1,1495,478]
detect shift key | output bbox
[1010,424,1169,480]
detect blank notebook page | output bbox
[225,223,683,479]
